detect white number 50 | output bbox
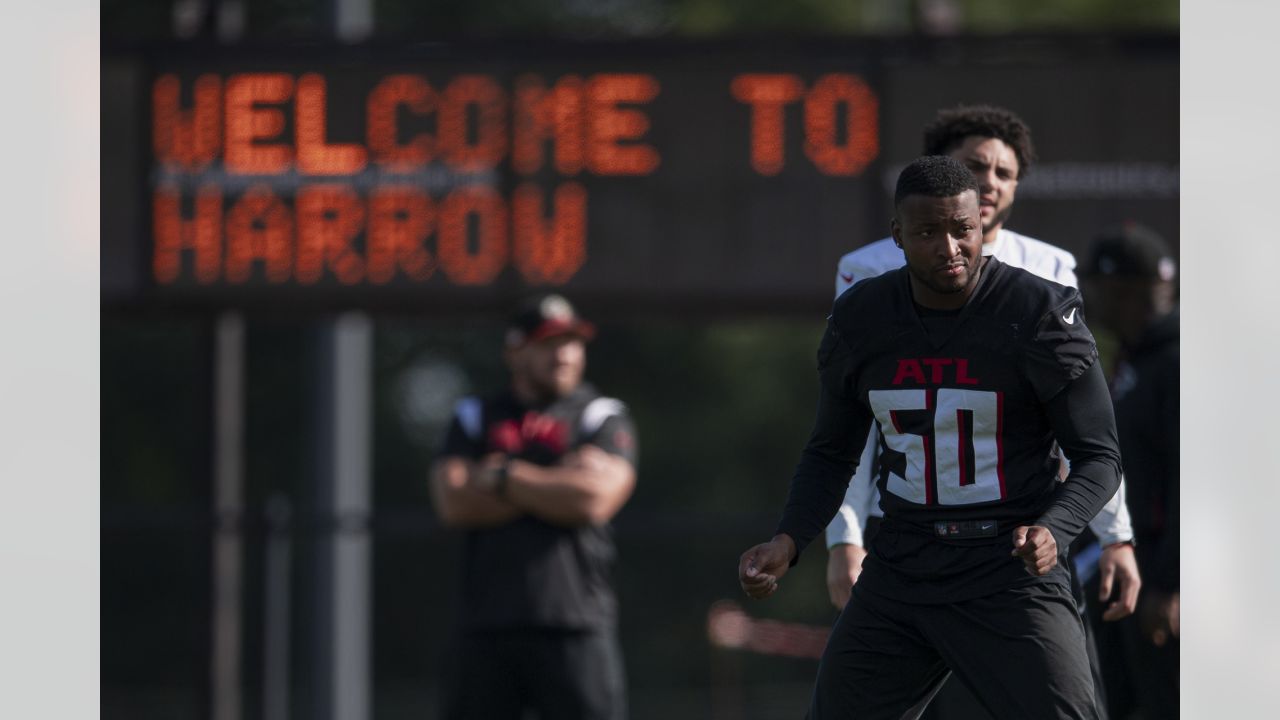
[868,388,1005,506]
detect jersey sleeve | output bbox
[1035,362,1123,551]
[776,318,876,562]
[580,397,639,466]
[1087,475,1135,546]
[1023,287,1099,402]
[816,313,861,400]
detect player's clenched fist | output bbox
[1011,525,1057,576]
[738,534,797,599]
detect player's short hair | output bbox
[923,104,1036,178]
[894,155,981,209]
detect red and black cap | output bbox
[1081,221,1177,282]
[505,294,596,347]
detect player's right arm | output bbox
[775,381,875,564]
[747,386,871,601]
[739,317,875,600]
[825,246,893,607]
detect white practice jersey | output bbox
[825,229,1134,549]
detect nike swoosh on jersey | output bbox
[840,272,854,284]
[1062,307,1077,324]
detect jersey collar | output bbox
[900,256,1002,350]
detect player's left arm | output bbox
[1053,247,1140,611]
[1013,363,1123,576]
[1015,288,1122,575]
[741,317,875,600]
[773,319,876,566]
[1036,362,1124,554]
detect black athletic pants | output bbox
[808,580,1100,720]
[442,626,627,720]
[918,556,1110,720]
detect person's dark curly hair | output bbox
[922,105,1036,179]
[894,155,980,209]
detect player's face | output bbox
[948,136,1020,241]
[892,189,984,310]
[509,334,586,400]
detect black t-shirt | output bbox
[1111,309,1179,592]
[776,258,1122,602]
[439,383,638,630]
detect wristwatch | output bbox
[492,459,510,496]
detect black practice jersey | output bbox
[440,383,638,630]
[777,258,1122,602]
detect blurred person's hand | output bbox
[739,535,796,600]
[1140,590,1179,647]
[1098,542,1141,621]
[468,453,509,494]
[826,543,867,610]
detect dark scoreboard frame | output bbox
[102,35,1179,316]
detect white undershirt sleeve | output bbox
[1087,474,1135,546]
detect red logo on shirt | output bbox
[890,358,981,386]
[487,412,569,456]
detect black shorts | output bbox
[809,580,1099,720]
[442,626,627,720]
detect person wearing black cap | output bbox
[1081,222,1179,719]
[430,293,638,720]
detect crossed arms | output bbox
[430,444,636,529]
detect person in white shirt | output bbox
[825,105,1141,718]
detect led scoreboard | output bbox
[108,39,1178,311]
